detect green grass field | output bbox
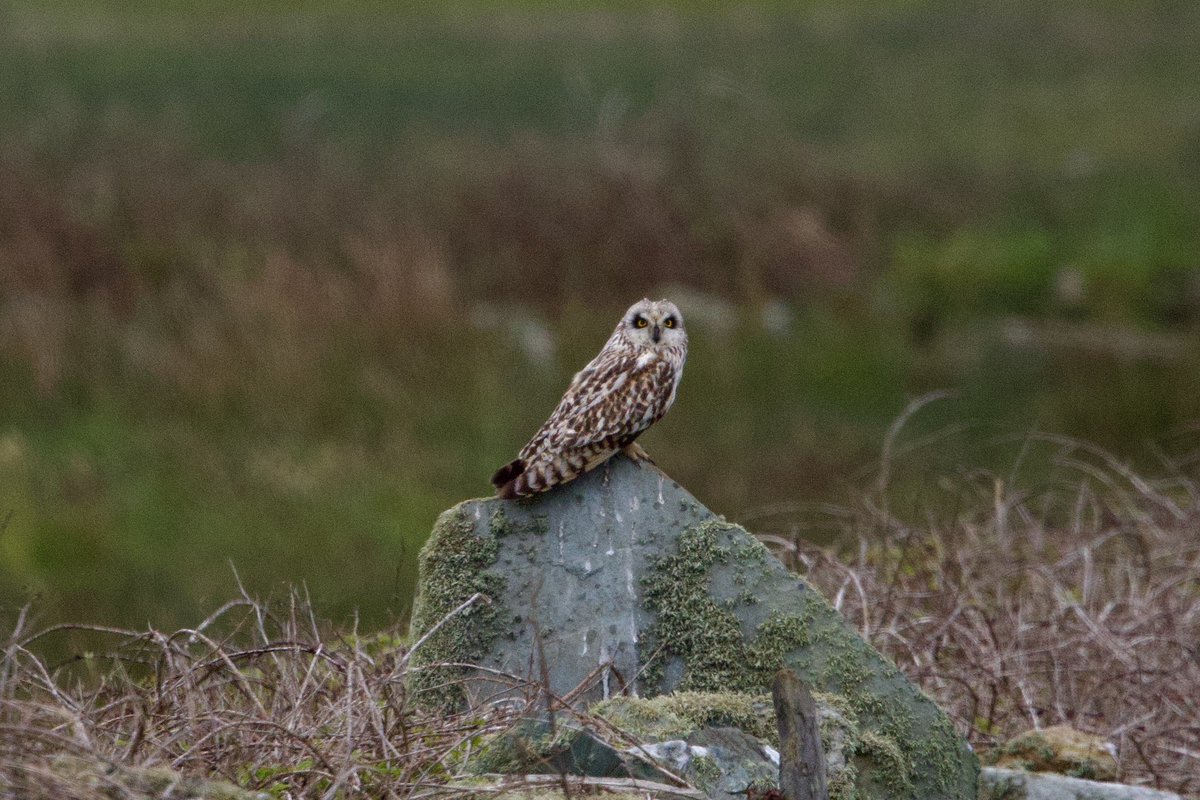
[2,1,1200,637]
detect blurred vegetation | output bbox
[1,1,1199,637]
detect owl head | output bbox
[621,298,686,349]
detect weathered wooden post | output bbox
[773,668,829,800]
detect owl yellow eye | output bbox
[663,317,676,329]
[634,316,648,328]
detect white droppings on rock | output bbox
[600,642,613,699]
[628,740,693,772]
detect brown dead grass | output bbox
[762,432,1200,796]
[0,119,874,403]
[3,438,1198,797]
[0,588,687,799]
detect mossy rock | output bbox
[407,503,506,709]
[987,725,1118,782]
[21,755,266,800]
[979,766,1185,800]
[687,726,780,800]
[409,455,977,798]
[468,718,670,781]
[592,691,903,800]
[592,692,776,743]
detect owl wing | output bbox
[492,354,674,498]
[522,354,672,459]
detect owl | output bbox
[491,298,688,499]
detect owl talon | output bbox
[622,442,655,466]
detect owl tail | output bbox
[490,458,526,499]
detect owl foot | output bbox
[622,442,655,466]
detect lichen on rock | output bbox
[640,521,818,694]
[468,718,673,781]
[639,518,974,799]
[591,690,915,800]
[408,505,506,708]
[988,725,1118,782]
[593,692,777,743]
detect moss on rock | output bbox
[590,696,695,742]
[857,730,914,796]
[987,725,1118,781]
[470,722,583,775]
[641,521,747,691]
[592,692,777,743]
[590,689,921,800]
[408,505,505,709]
[641,521,815,694]
[690,754,724,792]
[639,519,975,799]
[40,755,263,800]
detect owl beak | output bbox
[651,325,662,343]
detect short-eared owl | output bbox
[491,298,687,499]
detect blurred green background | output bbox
[2,1,1199,635]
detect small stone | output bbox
[991,725,1118,781]
[980,766,1183,800]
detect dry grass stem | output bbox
[3,441,1198,797]
[762,439,1200,796]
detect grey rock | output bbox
[980,767,1183,800]
[627,739,695,773]
[605,712,1186,800]
[625,731,780,800]
[410,455,977,799]
[590,691,901,800]
[990,726,1118,782]
[686,726,780,800]
[468,718,669,781]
